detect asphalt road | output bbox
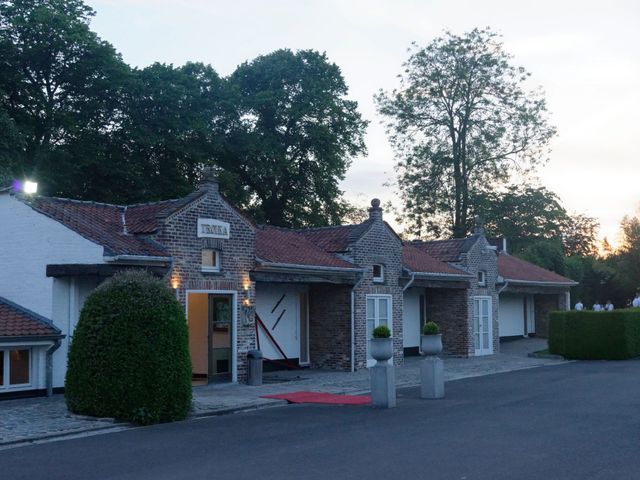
[3,361,640,480]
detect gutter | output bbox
[350,271,365,373]
[46,338,62,397]
[103,255,171,264]
[0,335,64,343]
[255,259,364,273]
[411,271,474,280]
[501,279,578,288]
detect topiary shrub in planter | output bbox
[65,270,192,425]
[422,321,440,335]
[421,321,442,356]
[372,325,391,338]
[370,325,393,362]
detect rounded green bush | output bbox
[65,270,192,425]
[422,321,440,335]
[372,325,391,338]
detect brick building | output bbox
[0,175,575,394]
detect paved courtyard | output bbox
[0,338,562,448]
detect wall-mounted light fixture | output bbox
[241,297,255,326]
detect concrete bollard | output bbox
[420,356,444,399]
[370,363,396,408]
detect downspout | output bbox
[350,272,365,373]
[402,272,416,292]
[497,280,509,295]
[45,339,62,397]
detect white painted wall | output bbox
[499,294,525,337]
[0,194,104,318]
[255,284,307,360]
[402,288,422,348]
[51,276,102,387]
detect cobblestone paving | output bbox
[0,396,120,447]
[1,338,563,447]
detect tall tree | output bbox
[109,62,229,203]
[376,28,556,238]
[473,185,599,256]
[0,0,129,195]
[223,49,368,228]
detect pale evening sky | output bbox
[87,0,640,245]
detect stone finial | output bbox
[474,215,485,235]
[368,198,383,222]
[200,166,220,192]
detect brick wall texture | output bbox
[351,209,404,369]
[308,284,352,370]
[153,181,256,381]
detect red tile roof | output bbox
[412,237,479,262]
[31,197,170,257]
[402,244,469,276]
[0,297,62,339]
[256,227,356,269]
[125,200,182,234]
[297,222,373,252]
[498,253,575,284]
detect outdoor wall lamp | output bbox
[241,298,255,326]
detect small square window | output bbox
[202,249,220,272]
[478,270,486,286]
[373,264,384,283]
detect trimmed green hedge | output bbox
[549,309,640,360]
[65,271,192,425]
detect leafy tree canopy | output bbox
[376,28,556,238]
[474,184,599,257]
[0,0,130,195]
[1,1,367,228]
[223,49,368,227]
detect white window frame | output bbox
[201,249,221,273]
[366,294,393,367]
[477,270,486,286]
[372,264,385,283]
[0,347,32,391]
[473,296,493,356]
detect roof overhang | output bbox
[103,255,171,265]
[251,262,363,285]
[0,334,65,344]
[499,279,577,288]
[47,263,169,278]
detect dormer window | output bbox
[373,264,384,283]
[202,249,221,273]
[478,270,486,286]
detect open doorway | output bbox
[187,292,235,384]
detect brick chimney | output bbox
[200,166,219,194]
[368,198,383,222]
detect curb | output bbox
[0,423,129,449]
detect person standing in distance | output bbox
[575,300,584,311]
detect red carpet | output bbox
[261,391,371,405]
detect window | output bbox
[366,295,392,366]
[478,270,486,286]
[201,249,221,272]
[0,349,31,389]
[372,264,384,283]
